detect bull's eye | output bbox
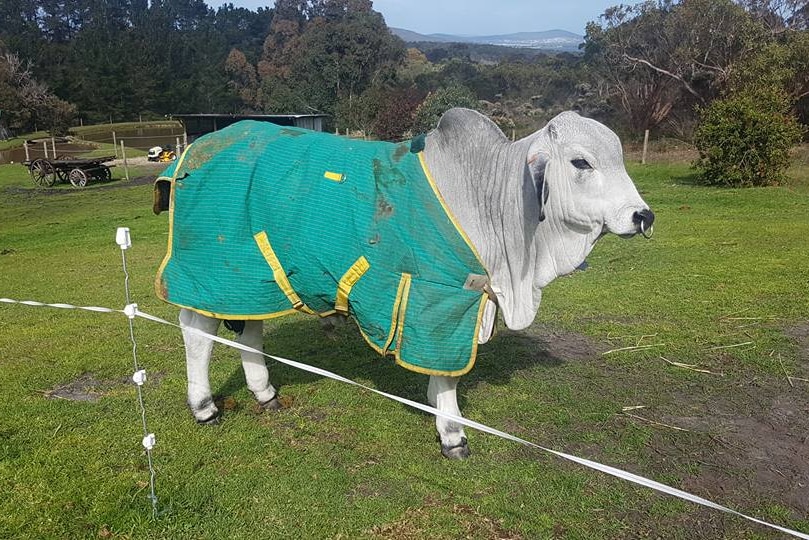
[571,158,592,170]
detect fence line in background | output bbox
[80,133,185,143]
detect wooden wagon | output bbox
[26,156,115,188]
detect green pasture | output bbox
[0,121,181,153]
[70,120,182,138]
[0,153,807,539]
[0,132,49,152]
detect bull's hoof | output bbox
[191,399,220,425]
[196,412,221,425]
[441,437,470,459]
[260,396,283,412]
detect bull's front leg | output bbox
[179,308,221,424]
[428,375,470,459]
[237,320,281,411]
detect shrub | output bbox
[372,87,424,141]
[412,84,479,134]
[693,88,803,187]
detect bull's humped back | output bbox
[156,120,489,375]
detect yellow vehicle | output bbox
[147,145,177,162]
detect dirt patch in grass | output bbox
[607,369,809,536]
[531,323,608,361]
[785,321,809,365]
[673,323,809,519]
[670,391,809,513]
[473,324,606,377]
[490,323,809,535]
[347,480,393,501]
[43,371,164,401]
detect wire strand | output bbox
[1,296,807,539]
[120,249,159,516]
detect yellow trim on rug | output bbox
[392,273,412,354]
[155,145,192,302]
[354,271,411,355]
[417,152,487,270]
[393,292,489,377]
[335,256,370,312]
[253,230,315,315]
[384,272,410,353]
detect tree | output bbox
[0,0,273,122]
[253,0,404,128]
[584,0,766,133]
[736,0,808,30]
[225,48,259,109]
[0,47,75,134]
[372,86,424,140]
[412,84,479,134]
[693,87,803,186]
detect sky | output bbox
[214,0,629,36]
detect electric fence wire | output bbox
[2,294,809,539]
[119,242,159,516]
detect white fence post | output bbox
[116,227,159,516]
[120,141,129,181]
[642,129,650,165]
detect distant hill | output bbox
[391,28,583,53]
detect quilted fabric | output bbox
[155,120,489,375]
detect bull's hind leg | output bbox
[237,320,281,411]
[428,375,470,459]
[179,308,221,424]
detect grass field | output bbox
[0,121,182,153]
[0,150,808,539]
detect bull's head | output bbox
[528,112,654,238]
[525,111,654,287]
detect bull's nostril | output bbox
[632,209,655,239]
[632,209,655,227]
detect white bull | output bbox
[178,108,654,458]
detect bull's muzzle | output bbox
[632,209,655,239]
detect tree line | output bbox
[1,0,807,151]
[1,0,274,131]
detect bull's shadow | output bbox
[212,315,580,413]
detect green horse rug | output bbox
[155,109,655,458]
[154,120,490,376]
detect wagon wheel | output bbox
[57,155,75,180]
[92,167,110,183]
[69,168,89,188]
[29,159,57,187]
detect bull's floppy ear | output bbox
[527,152,551,222]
